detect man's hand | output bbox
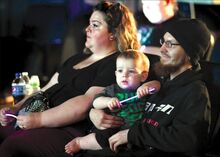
[109,129,129,152]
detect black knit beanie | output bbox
[167,19,211,68]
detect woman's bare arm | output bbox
[19,86,105,128]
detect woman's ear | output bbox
[141,71,148,82]
[109,33,115,41]
[109,35,115,41]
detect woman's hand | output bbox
[16,112,42,129]
[89,108,124,130]
[0,107,16,126]
[109,129,129,152]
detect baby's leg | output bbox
[65,133,102,155]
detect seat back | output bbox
[21,4,68,85]
[200,61,220,155]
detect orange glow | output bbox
[5,95,14,105]
[214,0,220,4]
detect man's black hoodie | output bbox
[128,69,211,156]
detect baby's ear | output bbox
[141,71,148,82]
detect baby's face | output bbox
[115,58,144,90]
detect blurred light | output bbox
[53,38,62,44]
[5,95,14,105]
[138,27,153,45]
[178,0,220,5]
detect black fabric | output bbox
[128,69,211,156]
[45,52,119,107]
[200,61,220,156]
[75,148,190,157]
[0,127,83,157]
[94,128,120,148]
[166,19,211,68]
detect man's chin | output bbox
[153,62,180,78]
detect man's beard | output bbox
[153,58,186,78]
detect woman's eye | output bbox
[92,23,98,28]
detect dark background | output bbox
[0,0,219,95]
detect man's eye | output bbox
[165,41,172,47]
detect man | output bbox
[87,19,211,157]
[139,0,213,63]
[137,0,186,80]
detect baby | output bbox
[65,49,160,155]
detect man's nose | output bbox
[160,44,167,55]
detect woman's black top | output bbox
[45,52,119,107]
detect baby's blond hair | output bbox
[117,49,150,72]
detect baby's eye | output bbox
[117,69,123,73]
[128,70,136,74]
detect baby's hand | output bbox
[107,97,121,110]
[136,84,150,98]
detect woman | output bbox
[0,1,139,157]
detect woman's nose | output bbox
[85,25,91,32]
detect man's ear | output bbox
[141,71,148,82]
